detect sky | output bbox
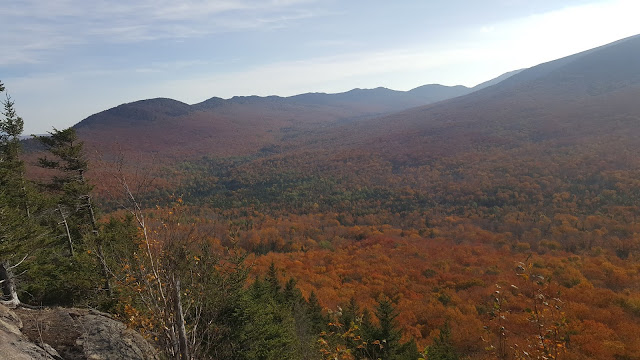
[2,0,640,134]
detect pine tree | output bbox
[283,277,301,305]
[340,297,360,329]
[35,127,112,294]
[36,128,98,242]
[359,296,421,360]
[266,261,281,299]
[235,278,299,360]
[0,81,42,306]
[370,296,403,359]
[338,297,363,355]
[283,278,321,359]
[307,291,326,335]
[426,322,459,360]
[376,296,402,346]
[0,82,25,306]
[0,89,26,206]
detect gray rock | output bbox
[0,304,57,360]
[12,305,159,360]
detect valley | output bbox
[3,34,640,359]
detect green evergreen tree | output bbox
[0,81,36,306]
[0,88,27,208]
[398,339,422,360]
[359,296,420,360]
[426,322,459,360]
[370,295,403,359]
[337,297,365,357]
[376,296,402,347]
[339,297,360,329]
[266,261,281,299]
[0,82,78,307]
[234,278,299,360]
[283,278,321,359]
[35,127,112,297]
[307,290,327,335]
[36,128,98,244]
[283,277,301,305]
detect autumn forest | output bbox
[3,35,640,360]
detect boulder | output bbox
[0,304,59,359]
[5,304,159,360]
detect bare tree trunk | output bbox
[96,243,112,296]
[21,175,30,219]
[81,172,112,295]
[80,170,99,236]
[173,275,190,360]
[58,205,74,257]
[87,196,98,235]
[0,261,20,307]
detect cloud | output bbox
[0,0,321,65]
[134,59,211,73]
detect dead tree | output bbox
[0,256,27,307]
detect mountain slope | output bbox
[470,69,523,90]
[197,34,640,218]
[73,80,495,158]
[321,34,640,159]
[46,35,640,360]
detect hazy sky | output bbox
[2,0,639,134]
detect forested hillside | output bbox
[72,82,481,160]
[4,34,640,360]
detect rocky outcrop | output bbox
[1,304,158,360]
[0,304,59,359]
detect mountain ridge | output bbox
[303,33,640,168]
[72,72,520,159]
[76,70,523,132]
[71,34,640,167]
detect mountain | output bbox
[38,35,640,359]
[73,80,498,158]
[286,84,472,111]
[317,34,640,160]
[470,69,523,90]
[177,33,640,221]
[67,34,640,204]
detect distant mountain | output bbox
[197,34,640,225]
[322,34,640,158]
[74,78,505,158]
[184,85,473,113]
[69,34,640,171]
[286,84,472,110]
[78,98,192,129]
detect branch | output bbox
[7,253,29,270]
